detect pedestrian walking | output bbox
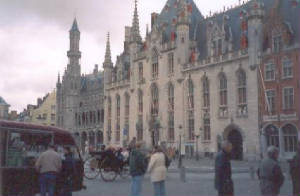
[129,137,137,151]
[289,144,300,196]
[257,146,284,196]
[35,144,62,196]
[214,141,234,196]
[129,141,147,196]
[59,146,76,196]
[147,146,168,196]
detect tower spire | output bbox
[70,18,79,32]
[131,0,142,43]
[57,72,61,83]
[103,32,113,68]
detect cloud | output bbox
[0,0,239,112]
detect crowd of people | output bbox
[33,139,299,196]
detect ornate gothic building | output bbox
[102,0,299,160]
[56,19,104,152]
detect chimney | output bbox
[151,12,158,28]
[37,98,42,106]
[94,64,98,74]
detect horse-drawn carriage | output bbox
[84,149,129,182]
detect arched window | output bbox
[97,110,100,123]
[187,79,194,141]
[237,69,247,116]
[265,125,279,148]
[152,48,159,79]
[282,124,298,152]
[168,83,175,141]
[107,97,112,142]
[188,79,194,109]
[137,89,143,141]
[138,89,143,114]
[219,72,227,106]
[116,95,121,142]
[82,113,86,126]
[75,113,78,126]
[151,84,159,116]
[168,83,174,111]
[203,76,210,107]
[124,93,130,138]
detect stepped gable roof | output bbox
[278,0,300,43]
[0,96,9,106]
[154,0,203,43]
[196,0,299,60]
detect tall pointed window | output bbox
[138,89,143,114]
[137,89,143,141]
[124,93,130,138]
[151,84,159,116]
[202,75,211,141]
[116,95,121,142]
[138,62,143,81]
[237,69,247,116]
[168,53,174,74]
[203,76,210,108]
[187,79,194,141]
[219,72,228,118]
[107,97,112,142]
[168,83,175,141]
[152,49,159,79]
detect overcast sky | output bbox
[0,0,239,112]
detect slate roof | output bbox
[0,96,9,105]
[151,0,299,60]
[153,0,203,43]
[195,0,300,60]
[80,72,103,92]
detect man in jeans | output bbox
[214,141,234,196]
[129,142,147,196]
[35,144,62,196]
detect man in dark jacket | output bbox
[215,141,234,196]
[60,146,75,196]
[290,144,300,195]
[129,142,147,196]
[258,146,284,196]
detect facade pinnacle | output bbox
[131,0,142,43]
[103,32,113,68]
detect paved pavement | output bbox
[168,158,290,174]
[74,172,293,196]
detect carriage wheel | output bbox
[84,157,100,180]
[100,157,117,182]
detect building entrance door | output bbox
[227,129,243,160]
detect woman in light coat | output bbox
[147,146,167,196]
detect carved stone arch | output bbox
[223,123,245,140]
[223,123,245,160]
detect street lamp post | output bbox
[195,127,202,161]
[178,125,183,168]
[195,135,200,161]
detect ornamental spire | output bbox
[70,18,79,32]
[103,32,113,68]
[131,0,142,43]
